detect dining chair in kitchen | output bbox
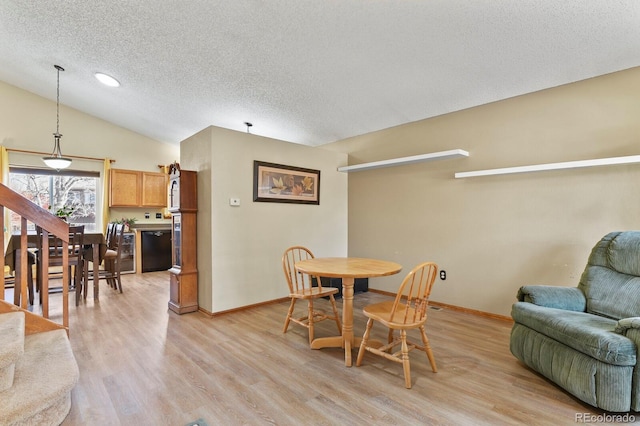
[83,222,125,295]
[104,221,116,250]
[282,246,341,346]
[356,261,439,388]
[104,223,125,292]
[35,225,86,306]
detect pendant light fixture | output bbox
[42,65,72,170]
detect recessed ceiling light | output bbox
[95,72,120,87]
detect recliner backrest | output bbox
[579,231,640,320]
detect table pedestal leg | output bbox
[309,276,357,366]
[341,277,355,366]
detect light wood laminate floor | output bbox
[28,272,619,425]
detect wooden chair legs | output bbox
[283,298,296,334]
[356,262,439,388]
[82,257,123,297]
[281,246,342,346]
[356,319,373,367]
[357,320,438,389]
[104,252,123,293]
[282,295,342,346]
[419,325,438,373]
[11,253,34,306]
[400,330,411,388]
[308,299,315,345]
[329,294,341,334]
[74,265,84,306]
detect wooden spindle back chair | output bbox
[83,222,125,296]
[356,261,439,388]
[104,222,116,249]
[282,246,342,346]
[104,223,125,293]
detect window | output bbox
[9,167,100,233]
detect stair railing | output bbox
[0,183,70,330]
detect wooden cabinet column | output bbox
[167,163,198,314]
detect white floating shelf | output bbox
[337,149,469,173]
[454,154,640,179]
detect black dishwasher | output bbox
[141,230,172,272]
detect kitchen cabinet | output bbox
[141,173,168,206]
[109,168,168,207]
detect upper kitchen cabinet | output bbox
[110,169,139,207]
[110,168,168,207]
[142,172,169,206]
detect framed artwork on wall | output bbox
[253,160,320,205]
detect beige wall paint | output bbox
[0,80,179,224]
[6,64,639,317]
[181,126,348,313]
[324,67,640,317]
[178,127,213,310]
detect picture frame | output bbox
[253,161,320,205]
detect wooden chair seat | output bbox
[362,301,424,330]
[282,246,342,346]
[103,249,118,259]
[82,222,115,264]
[289,286,339,299]
[356,261,439,388]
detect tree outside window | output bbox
[8,169,99,233]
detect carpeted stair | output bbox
[0,308,79,425]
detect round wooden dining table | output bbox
[295,257,402,366]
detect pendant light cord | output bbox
[54,65,64,136]
[56,67,60,134]
[43,64,72,169]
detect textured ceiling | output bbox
[0,1,639,146]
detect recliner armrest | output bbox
[615,317,640,334]
[516,285,586,311]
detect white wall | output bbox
[181,126,348,313]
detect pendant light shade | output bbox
[43,65,72,170]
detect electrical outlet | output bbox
[144,212,150,219]
[440,270,446,280]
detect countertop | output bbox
[130,223,171,231]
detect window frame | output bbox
[8,166,102,233]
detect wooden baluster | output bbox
[42,229,49,318]
[19,217,28,309]
[62,239,69,330]
[0,205,4,300]
[0,183,70,331]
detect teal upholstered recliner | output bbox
[511,231,640,412]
